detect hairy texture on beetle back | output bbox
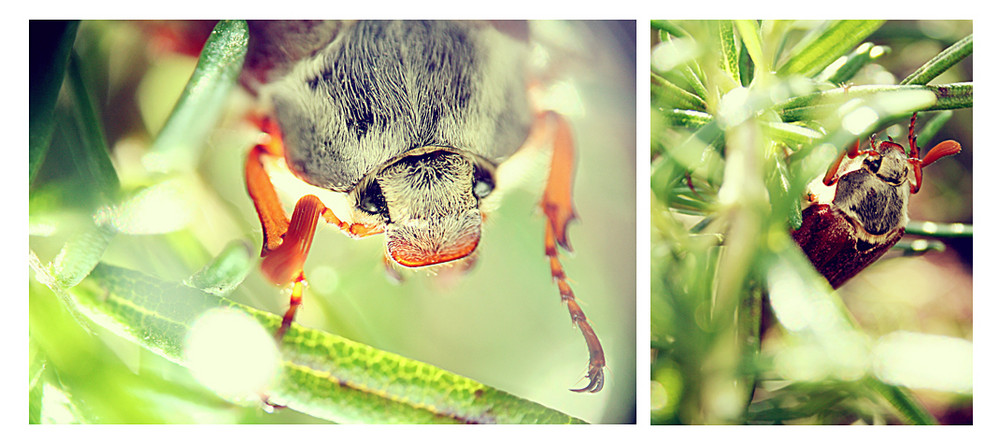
[266,20,532,192]
[833,169,908,238]
[241,21,344,92]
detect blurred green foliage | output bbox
[651,20,972,425]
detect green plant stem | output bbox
[739,285,763,416]
[776,82,973,122]
[901,34,972,86]
[904,221,972,238]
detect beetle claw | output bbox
[570,365,605,393]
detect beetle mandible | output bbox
[792,112,962,288]
[240,20,605,393]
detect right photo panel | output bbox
[649,20,972,424]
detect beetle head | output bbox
[862,140,910,187]
[348,146,497,267]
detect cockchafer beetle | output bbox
[792,112,962,288]
[240,20,605,392]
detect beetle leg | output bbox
[908,112,919,158]
[909,159,924,194]
[245,121,291,255]
[538,111,605,393]
[260,194,327,339]
[245,117,384,340]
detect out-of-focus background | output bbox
[29,20,636,424]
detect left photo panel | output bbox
[28,20,636,424]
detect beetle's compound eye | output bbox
[357,179,388,216]
[863,155,882,174]
[472,163,495,199]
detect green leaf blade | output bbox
[144,20,249,173]
[734,20,767,74]
[75,263,584,424]
[718,21,741,85]
[652,73,707,111]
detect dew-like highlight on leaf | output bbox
[183,308,280,403]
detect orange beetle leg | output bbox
[244,116,382,341]
[538,111,606,393]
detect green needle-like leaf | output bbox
[65,50,121,206]
[777,20,885,78]
[915,109,953,147]
[865,378,938,425]
[50,223,116,289]
[183,240,254,296]
[651,20,689,38]
[901,33,972,85]
[734,20,767,74]
[652,73,707,111]
[655,108,712,129]
[71,263,583,424]
[817,42,890,85]
[717,21,741,86]
[144,20,249,173]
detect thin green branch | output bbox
[915,109,953,147]
[776,82,972,122]
[904,221,972,238]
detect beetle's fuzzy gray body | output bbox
[797,137,921,288]
[831,148,910,243]
[266,20,532,193]
[257,20,535,267]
